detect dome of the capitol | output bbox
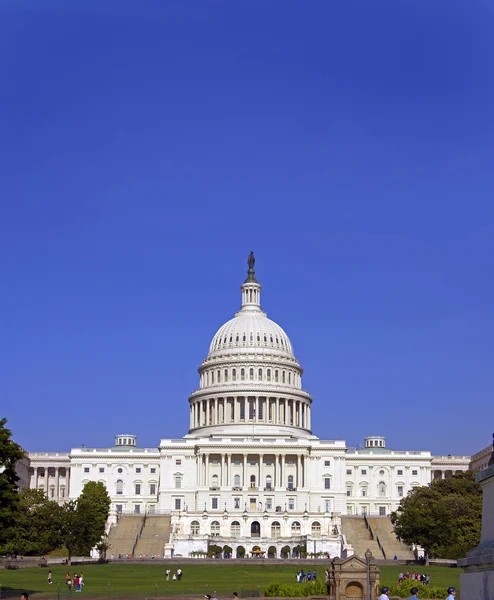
[187,253,313,438]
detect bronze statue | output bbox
[247,251,255,270]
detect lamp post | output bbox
[364,548,372,600]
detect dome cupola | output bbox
[187,253,313,438]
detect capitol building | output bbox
[26,256,470,558]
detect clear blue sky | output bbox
[1,1,493,456]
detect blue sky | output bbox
[1,1,493,456]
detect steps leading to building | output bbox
[134,515,172,557]
[341,516,413,560]
[341,516,381,558]
[366,516,413,560]
[107,515,144,557]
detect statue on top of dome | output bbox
[247,251,255,270]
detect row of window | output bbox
[37,485,66,498]
[189,520,322,537]
[213,331,289,350]
[346,468,418,476]
[203,474,307,489]
[201,368,300,387]
[83,466,157,474]
[115,480,157,495]
[346,483,414,497]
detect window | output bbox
[84,467,90,473]
[118,468,123,474]
[176,460,182,466]
[148,504,156,514]
[271,521,281,538]
[135,484,141,495]
[291,521,301,535]
[361,487,367,497]
[324,477,331,490]
[378,482,386,497]
[116,480,123,495]
[234,474,240,487]
[232,369,236,381]
[250,475,256,488]
[346,469,352,475]
[361,470,367,475]
[241,368,245,380]
[151,468,156,474]
[288,498,295,510]
[379,470,385,475]
[212,497,218,509]
[397,486,404,497]
[266,497,272,510]
[258,368,262,380]
[136,468,141,474]
[211,521,220,536]
[99,467,104,473]
[211,474,219,488]
[234,497,240,509]
[311,521,321,537]
[287,475,294,490]
[397,470,403,476]
[191,521,200,535]
[134,505,141,514]
[412,470,418,476]
[249,368,254,380]
[175,475,182,489]
[116,504,123,513]
[275,370,279,382]
[265,475,272,490]
[346,486,353,497]
[324,460,330,466]
[231,521,241,537]
[150,483,156,495]
[249,400,255,420]
[379,506,386,516]
[174,498,181,510]
[60,486,65,498]
[50,486,55,498]
[267,369,271,381]
[324,500,331,512]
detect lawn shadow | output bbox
[0,587,43,599]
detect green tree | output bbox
[391,471,482,562]
[2,488,62,557]
[59,482,111,564]
[0,418,26,550]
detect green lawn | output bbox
[0,563,462,599]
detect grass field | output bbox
[0,563,462,599]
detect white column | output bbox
[259,454,264,490]
[243,454,248,488]
[297,455,302,489]
[227,454,232,487]
[307,405,311,430]
[281,454,285,489]
[221,454,226,486]
[205,454,210,487]
[215,398,219,424]
[255,396,259,422]
[276,398,280,424]
[55,467,60,499]
[34,466,39,489]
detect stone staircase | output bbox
[341,516,381,558]
[366,516,413,560]
[107,515,144,557]
[134,515,172,557]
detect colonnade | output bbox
[190,396,311,430]
[196,452,308,490]
[32,466,70,499]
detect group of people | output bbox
[205,594,238,600]
[398,571,430,585]
[165,567,183,581]
[295,569,317,583]
[379,584,456,599]
[65,571,85,592]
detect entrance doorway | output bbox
[250,521,260,537]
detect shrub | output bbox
[264,578,326,598]
[387,578,448,599]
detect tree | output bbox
[2,489,62,557]
[391,472,482,562]
[0,418,26,550]
[95,534,110,562]
[59,482,111,564]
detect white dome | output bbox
[209,313,293,358]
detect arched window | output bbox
[291,521,301,535]
[232,368,236,381]
[288,372,292,384]
[311,521,321,537]
[282,371,286,383]
[275,370,279,382]
[212,474,219,488]
[267,369,271,381]
[378,482,386,497]
[224,369,229,382]
[258,368,262,380]
[190,520,200,535]
[250,474,256,488]
[217,370,221,382]
[271,521,281,538]
[231,521,240,537]
[211,521,220,536]
[234,474,240,487]
[211,371,215,383]
[174,475,182,489]
[116,480,124,495]
[265,475,272,490]
[241,368,245,380]
[249,368,254,380]
[287,475,294,490]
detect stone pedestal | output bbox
[458,464,494,599]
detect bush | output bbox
[388,578,448,599]
[264,579,326,598]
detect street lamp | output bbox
[364,548,372,600]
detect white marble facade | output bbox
[26,261,470,557]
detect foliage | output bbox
[0,418,25,549]
[264,578,326,597]
[208,544,223,558]
[387,578,448,599]
[280,545,290,557]
[2,488,62,557]
[391,471,482,560]
[96,534,110,561]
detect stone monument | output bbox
[328,553,380,600]
[459,433,494,599]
